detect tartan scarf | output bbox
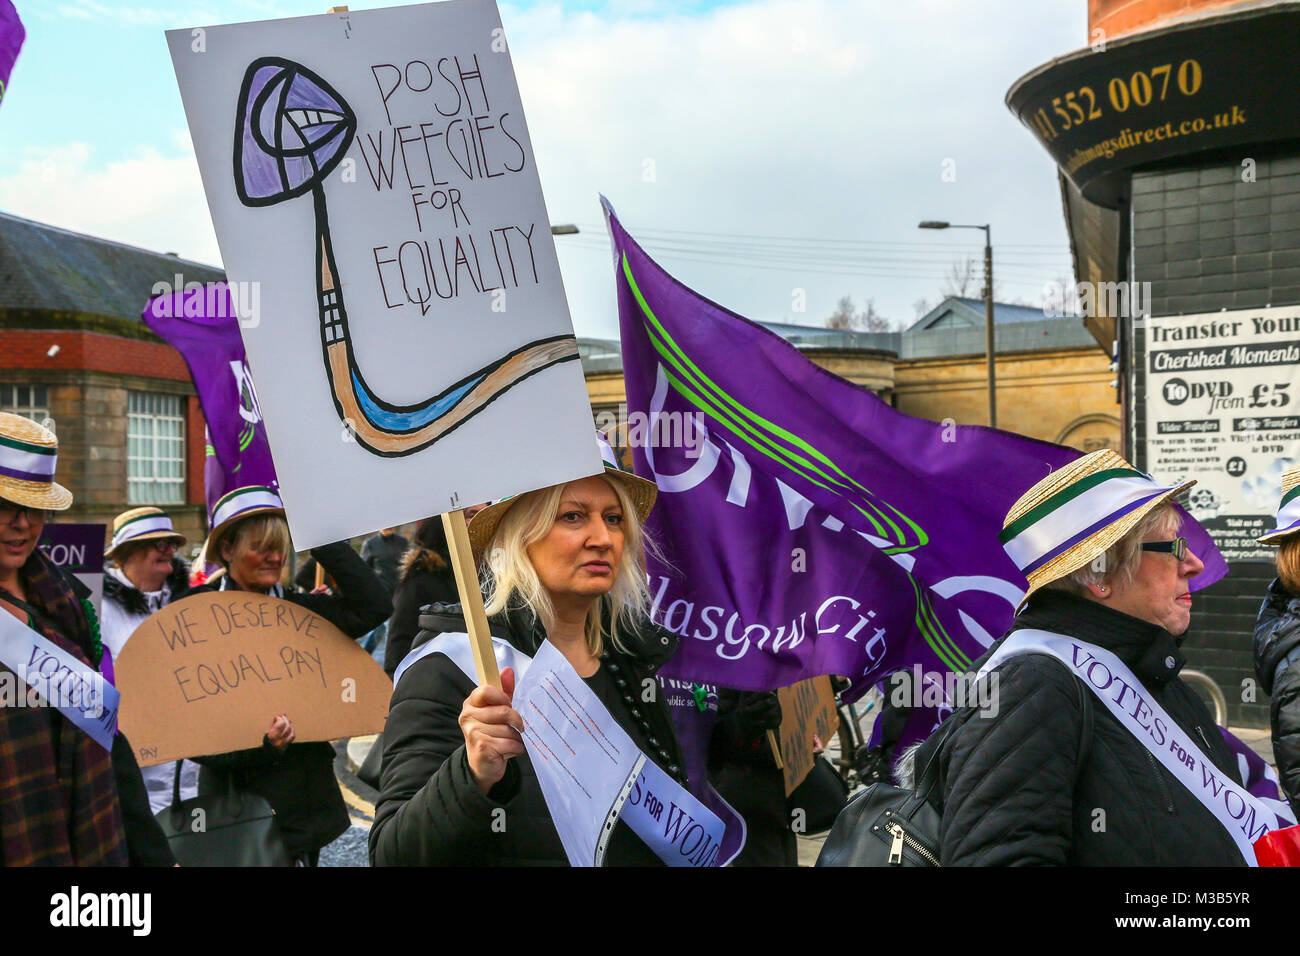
[0,548,127,866]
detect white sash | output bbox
[0,608,119,751]
[395,631,724,866]
[978,629,1296,865]
[393,630,535,688]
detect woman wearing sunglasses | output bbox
[911,449,1258,866]
[0,413,169,865]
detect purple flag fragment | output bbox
[0,1,24,109]
[606,201,1227,747]
[1220,726,1286,804]
[142,283,279,518]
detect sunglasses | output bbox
[1141,537,1188,561]
[0,500,49,525]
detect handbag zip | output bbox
[877,812,941,866]
[1143,750,1175,813]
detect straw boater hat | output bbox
[1260,467,1300,545]
[0,412,72,511]
[467,433,658,561]
[204,484,286,561]
[105,506,186,560]
[999,448,1195,600]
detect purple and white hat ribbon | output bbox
[211,485,283,529]
[999,467,1177,577]
[110,512,178,551]
[1268,485,1300,539]
[0,431,57,484]
[597,431,620,470]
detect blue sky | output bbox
[0,0,1087,337]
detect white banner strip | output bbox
[212,489,282,527]
[1003,475,1170,573]
[111,515,176,550]
[978,629,1296,865]
[1269,498,1300,538]
[407,631,724,867]
[0,443,57,480]
[0,609,119,751]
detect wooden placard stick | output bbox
[767,729,784,769]
[441,509,500,689]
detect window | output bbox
[0,385,50,426]
[128,392,186,504]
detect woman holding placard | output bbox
[191,485,390,866]
[371,437,689,866]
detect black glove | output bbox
[735,691,782,738]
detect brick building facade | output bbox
[0,211,221,550]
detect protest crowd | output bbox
[4,399,1300,867]
[3,0,1300,877]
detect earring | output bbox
[1099,585,1107,592]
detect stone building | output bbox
[0,211,219,549]
[582,296,1117,456]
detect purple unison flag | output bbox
[0,1,24,109]
[606,203,1227,716]
[142,283,278,515]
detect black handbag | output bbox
[786,756,849,834]
[154,760,293,867]
[814,723,953,867]
[817,673,1093,867]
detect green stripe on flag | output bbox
[625,255,872,497]
[909,575,966,673]
[913,574,971,671]
[625,253,929,550]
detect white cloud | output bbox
[494,0,1080,334]
[0,140,222,266]
[10,0,1082,336]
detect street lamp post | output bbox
[919,220,996,429]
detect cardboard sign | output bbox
[777,675,839,796]
[116,592,391,766]
[39,524,105,618]
[167,0,600,550]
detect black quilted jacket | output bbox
[369,604,686,866]
[917,590,1246,866]
[1253,578,1300,815]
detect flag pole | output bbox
[442,510,500,689]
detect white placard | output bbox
[168,1,600,548]
[1145,307,1300,561]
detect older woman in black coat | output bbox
[191,485,389,865]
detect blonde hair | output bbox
[1044,503,1182,597]
[219,514,291,567]
[481,476,653,658]
[1278,535,1300,594]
